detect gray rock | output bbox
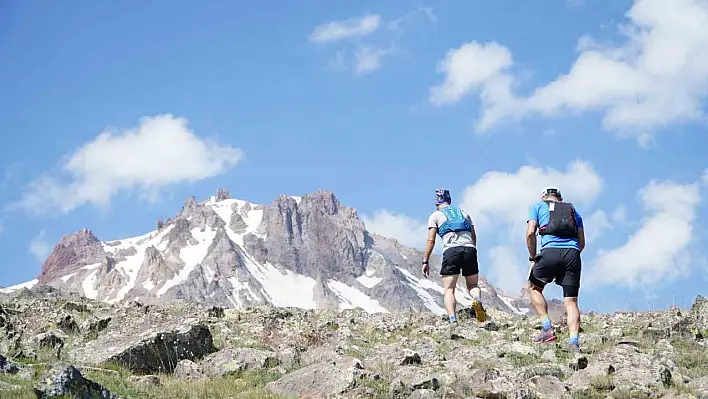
[67,318,214,373]
[33,364,118,399]
[265,361,359,398]
[0,353,19,374]
[215,188,230,202]
[407,388,440,398]
[524,375,569,396]
[198,347,278,378]
[688,375,708,398]
[173,359,204,381]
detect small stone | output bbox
[541,349,557,363]
[569,355,588,371]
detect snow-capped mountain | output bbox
[2,189,552,316]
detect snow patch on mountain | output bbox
[157,227,217,296]
[327,279,388,313]
[0,279,38,293]
[247,261,317,309]
[82,270,100,300]
[357,275,382,289]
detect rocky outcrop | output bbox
[38,229,108,284]
[67,316,214,374]
[33,364,118,399]
[252,190,367,280]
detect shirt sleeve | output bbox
[461,209,474,226]
[427,212,438,229]
[527,202,540,223]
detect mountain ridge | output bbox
[2,188,564,318]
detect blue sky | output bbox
[1,0,707,313]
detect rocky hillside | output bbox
[0,286,706,398]
[2,189,562,318]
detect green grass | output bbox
[86,367,286,399]
[670,338,708,378]
[503,352,539,367]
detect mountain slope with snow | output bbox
[6,189,550,316]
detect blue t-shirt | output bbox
[528,200,584,250]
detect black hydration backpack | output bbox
[538,200,578,239]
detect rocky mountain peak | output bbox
[180,196,199,218]
[215,188,230,201]
[38,229,107,285]
[300,189,346,217]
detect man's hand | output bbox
[421,261,430,278]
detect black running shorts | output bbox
[440,246,479,276]
[529,247,581,297]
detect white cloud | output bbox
[584,210,613,244]
[611,205,628,223]
[388,7,437,30]
[702,169,708,186]
[429,41,513,106]
[586,179,702,288]
[29,230,52,262]
[310,14,381,43]
[18,114,243,215]
[429,0,708,142]
[459,160,604,234]
[354,46,390,75]
[362,210,429,250]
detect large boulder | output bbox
[33,364,118,399]
[198,347,279,378]
[67,317,214,374]
[265,361,361,398]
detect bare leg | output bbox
[529,282,556,343]
[564,296,580,347]
[464,274,481,300]
[465,274,487,322]
[529,282,548,316]
[442,275,459,321]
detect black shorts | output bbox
[441,246,479,276]
[529,247,581,297]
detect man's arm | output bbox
[470,224,477,247]
[423,227,436,263]
[526,204,539,259]
[526,220,537,259]
[577,228,585,253]
[575,209,585,253]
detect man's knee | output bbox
[464,275,479,288]
[528,278,545,292]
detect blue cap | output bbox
[435,189,451,205]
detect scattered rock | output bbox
[33,364,118,399]
[265,362,359,398]
[173,359,205,381]
[687,375,708,397]
[0,353,20,374]
[198,347,279,378]
[525,375,569,396]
